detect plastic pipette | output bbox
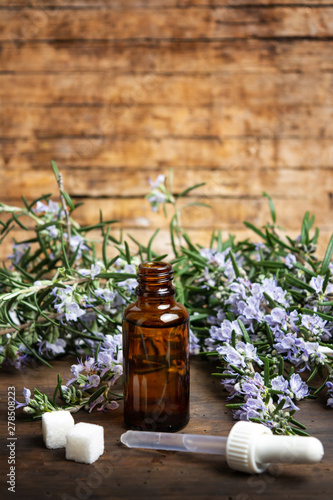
[121,421,324,474]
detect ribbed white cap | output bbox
[226,421,272,474]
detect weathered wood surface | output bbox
[2,73,333,106]
[2,104,333,138]
[1,0,333,261]
[2,167,331,198]
[3,0,333,6]
[4,0,333,6]
[2,137,333,168]
[0,357,332,500]
[2,40,333,73]
[1,7,333,40]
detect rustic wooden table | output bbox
[1,356,332,500]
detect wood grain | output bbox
[1,7,333,41]
[2,40,333,73]
[2,166,331,199]
[1,73,332,107]
[2,136,333,169]
[0,0,333,262]
[2,104,333,139]
[3,0,333,6]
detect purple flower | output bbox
[271,374,307,409]
[289,373,309,400]
[301,314,330,341]
[304,342,327,367]
[207,314,221,325]
[123,264,136,274]
[52,285,86,322]
[96,334,123,378]
[219,369,239,397]
[229,281,248,300]
[97,352,113,377]
[34,199,60,215]
[233,395,269,421]
[209,319,242,345]
[38,339,66,357]
[270,374,307,411]
[224,260,237,281]
[100,334,122,354]
[309,274,333,296]
[326,381,333,407]
[285,253,297,269]
[85,374,100,389]
[203,266,216,287]
[95,288,116,302]
[84,357,96,372]
[217,341,262,368]
[66,234,89,258]
[309,275,324,293]
[67,361,85,385]
[275,334,327,370]
[266,307,287,326]
[189,328,201,355]
[241,296,264,322]
[236,372,265,398]
[148,174,165,189]
[66,357,96,385]
[146,175,167,212]
[274,334,301,363]
[147,192,167,212]
[217,343,245,367]
[260,278,290,308]
[117,278,138,292]
[237,342,263,366]
[64,302,86,322]
[8,243,30,264]
[47,225,59,239]
[89,394,119,412]
[88,394,104,412]
[271,375,289,393]
[16,388,31,409]
[199,248,214,261]
[289,310,300,330]
[97,400,119,411]
[78,263,101,279]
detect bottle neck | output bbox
[136,261,175,300]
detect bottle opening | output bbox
[138,261,172,273]
[138,262,173,280]
[136,261,174,296]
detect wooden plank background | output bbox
[1,0,333,260]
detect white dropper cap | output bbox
[226,421,324,474]
[121,421,324,475]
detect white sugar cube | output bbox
[42,410,75,449]
[65,422,104,464]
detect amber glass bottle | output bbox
[122,261,190,432]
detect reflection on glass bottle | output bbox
[122,261,190,432]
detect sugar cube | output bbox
[65,422,104,464]
[42,410,75,449]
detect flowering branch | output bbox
[11,165,333,434]
[53,162,72,260]
[170,194,333,435]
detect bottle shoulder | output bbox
[123,299,189,328]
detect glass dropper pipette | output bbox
[121,421,324,474]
